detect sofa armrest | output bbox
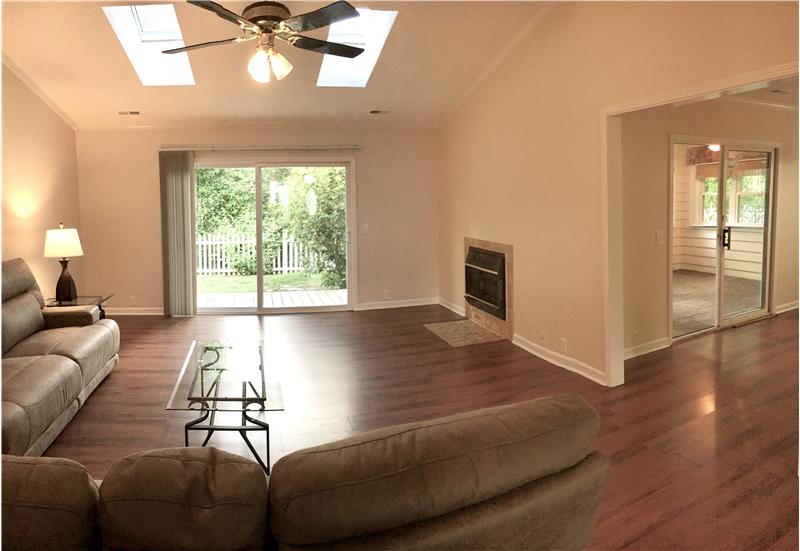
[42,305,100,328]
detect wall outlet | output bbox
[655,229,665,246]
[540,331,548,345]
[129,295,137,306]
[559,337,568,354]
[382,289,390,299]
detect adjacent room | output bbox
[2,2,797,550]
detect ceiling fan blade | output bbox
[279,1,359,33]
[187,0,261,33]
[163,36,255,54]
[282,35,364,58]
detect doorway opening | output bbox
[671,142,774,338]
[194,163,353,313]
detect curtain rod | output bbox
[160,145,363,152]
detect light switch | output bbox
[655,230,665,246]
[360,223,370,234]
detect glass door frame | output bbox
[716,144,775,328]
[194,155,358,314]
[668,134,778,341]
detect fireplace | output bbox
[465,247,506,320]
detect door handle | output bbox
[722,227,731,250]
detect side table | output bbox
[44,295,114,319]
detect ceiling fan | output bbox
[163,0,365,83]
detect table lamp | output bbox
[44,222,84,302]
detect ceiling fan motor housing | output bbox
[243,2,291,30]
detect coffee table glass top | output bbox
[45,294,114,307]
[167,340,283,412]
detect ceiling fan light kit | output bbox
[165,0,365,84]
[248,34,293,83]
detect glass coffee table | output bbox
[167,340,283,473]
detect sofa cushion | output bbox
[2,293,45,355]
[2,258,44,303]
[1,258,45,355]
[1,355,82,454]
[2,455,99,551]
[99,447,268,551]
[5,327,76,357]
[269,394,599,546]
[6,321,120,387]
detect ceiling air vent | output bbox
[117,110,141,115]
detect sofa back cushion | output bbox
[2,258,44,354]
[2,455,100,551]
[98,447,268,551]
[269,394,600,546]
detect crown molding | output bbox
[2,54,77,131]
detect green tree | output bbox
[286,167,347,288]
[195,168,256,234]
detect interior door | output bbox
[718,148,773,325]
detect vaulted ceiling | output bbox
[2,1,545,129]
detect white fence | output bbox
[196,233,305,276]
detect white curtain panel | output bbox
[159,151,196,316]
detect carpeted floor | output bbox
[672,269,763,337]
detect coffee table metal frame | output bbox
[169,341,275,474]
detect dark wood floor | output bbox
[45,306,798,550]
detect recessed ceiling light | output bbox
[317,8,397,88]
[103,4,195,86]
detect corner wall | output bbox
[2,64,82,294]
[438,2,797,385]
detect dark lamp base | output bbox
[55,258,78,303]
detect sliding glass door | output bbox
[195,163,352,313]
[720,149,771,323]
[671,141,774,338]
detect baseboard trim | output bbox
[512,333,608,386]
[624,337,671,360]
[354,298,438,311]
[775,301,799,314]
[105,307,164,316]
[438,297,466,317]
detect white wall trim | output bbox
[775,301,799,314]
[624,337,672,360]
[105,307,164,316]
[437,297,465,317]
[2,55,77,130]
[512,333,609,387]
[354,297,438,311]
[605,62,799,116]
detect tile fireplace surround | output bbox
[464,237,514,340]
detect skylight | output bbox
[316,8,397,88]
[103,4,195,86]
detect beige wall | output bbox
[75,125,440,310]
[2,65,82,296]
[622,99,798,351]
[438,2,797,384]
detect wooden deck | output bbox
[197,289,347,309]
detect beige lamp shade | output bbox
[44,225,84,258]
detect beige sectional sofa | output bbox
[2,258,120,456]
[2,394,609,551]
